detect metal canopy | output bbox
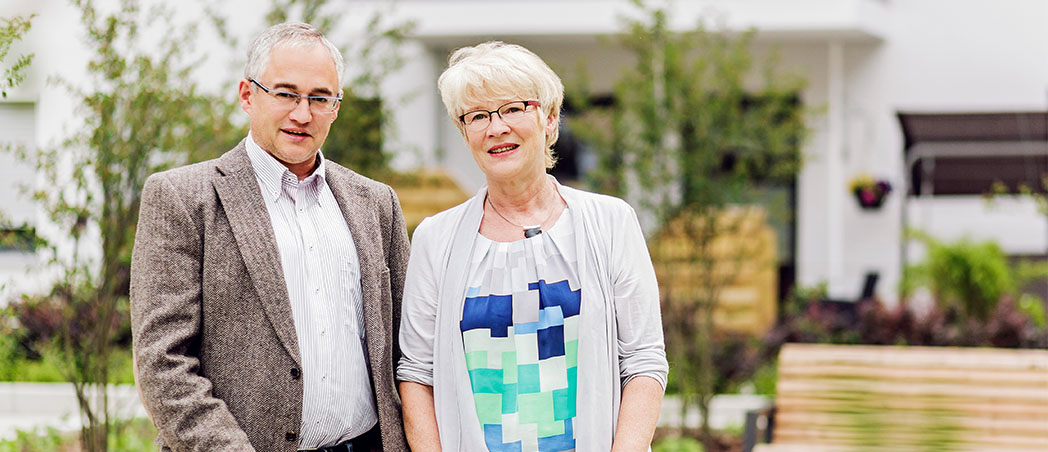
[896,112,1048,290]
[897,112,1048,196]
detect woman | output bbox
[397,41,668,452]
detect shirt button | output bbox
[285,431,297,442]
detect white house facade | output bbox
[2,0,1046,305]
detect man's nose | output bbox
[289,98,313,122]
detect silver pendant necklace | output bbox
[486,185,559,239]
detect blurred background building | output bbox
[2,0,1046,307]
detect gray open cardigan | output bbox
[397,179,668,451]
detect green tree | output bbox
[3,1,412,450]
[0,14,33,98]
[569,1,809,447]
[4,1,238,450]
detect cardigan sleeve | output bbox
[609,203,669,389]
[396,216,440,386]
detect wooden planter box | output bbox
[650,206,779,336]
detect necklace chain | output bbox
[486,183,559,238]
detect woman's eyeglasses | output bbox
[459,100,541,132]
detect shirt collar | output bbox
[244,132,329,204]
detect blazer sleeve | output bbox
[385,185,410,373]
[130,173,255,452]
[610,203,669,389]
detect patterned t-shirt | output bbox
[460,206,581,452]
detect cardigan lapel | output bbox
[435,188,487,451]
[212,144,301,366]
[560,183,617,452]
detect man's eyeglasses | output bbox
[249,79,342,114]
[459,100,541,132]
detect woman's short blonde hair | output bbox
[437,41,564,169]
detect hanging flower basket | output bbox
[849,175,892,210]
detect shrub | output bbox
[765,296,1048,351]
[0,418,156,452]
[667,333,768,397]
[0,334,65,382]
[903,232,1014,321]
[711,334,761,394]
[653,436,705,452]
[1017,294,1047,329]
[1,290,135,383]
[748,361,778,396]
[0,426,65,452]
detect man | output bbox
[130,22,409,452]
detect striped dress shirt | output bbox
[245,134,378,448]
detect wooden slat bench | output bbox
[744,343,1048,452]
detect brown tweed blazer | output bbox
[130,142,409,452]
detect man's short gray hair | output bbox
[244,22,345,87]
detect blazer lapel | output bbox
[326,167,386,357]
[212,145,301,366]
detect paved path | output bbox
[659,393,771,430]
[0,382,769,439]
[0,382,147,440]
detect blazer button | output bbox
[290,367,301,380]
[285,431,297,442]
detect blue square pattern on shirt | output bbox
[462,279,582,452]
[461,293,514,337]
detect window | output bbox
[0,102,37,253]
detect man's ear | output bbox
[331,89,342,122]
[238,79,253,113]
